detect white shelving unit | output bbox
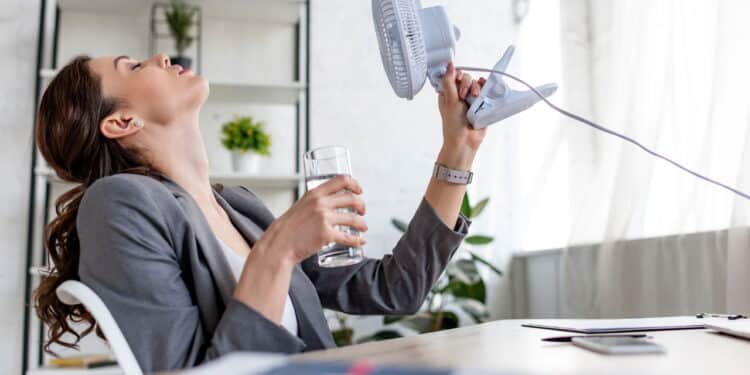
[58,0,304,23]
[40,69,307,105]
[22,1,310,374]
[34,167,302,190]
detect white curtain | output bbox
[492,0,750,317]
[558,0,750,317]
[471,0,750,317]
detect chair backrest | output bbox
[56,280,143,375]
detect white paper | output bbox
[523,316,730,333]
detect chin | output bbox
[189,75,210,107]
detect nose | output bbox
[147,53,171,68]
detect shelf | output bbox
[29,266,51,277]
[209,81,305,105]
[39,69,56,79]
[208,172,302,189]
[58,0,306,23]
[34,167,301,190]
[39,70,304,105]
[26,366,122,375]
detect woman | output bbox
[33,53,487,372]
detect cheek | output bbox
[125,71,181,122]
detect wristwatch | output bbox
[433,163,473,185]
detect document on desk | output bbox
[522,316,718,334]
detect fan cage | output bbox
[373,0,427,99]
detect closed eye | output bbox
[130,63,142,71]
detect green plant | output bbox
[330,313,354,347]
[165,0,198,57]
[221,116,271,155]
[332,192,503,345]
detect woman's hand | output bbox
[234,175,366,324]
[253,175,368,266]
[437,62,487,170]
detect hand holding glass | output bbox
[303,146,365,267]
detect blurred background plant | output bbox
[221,115,271,155]
[331,192,502,346]
[165,0,198,67]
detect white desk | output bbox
[296,319,750,374]
[41,319,750,375]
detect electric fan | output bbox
[372,0,558,128]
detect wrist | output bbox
[437,144,476,171]
[250,226,297,270]
[233,234,295,324]
[235,240,294,301]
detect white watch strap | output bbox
[433,163,473,185]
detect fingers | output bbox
[330,228,367,249]
[313,174,362,196]
[329,211,368,233]
[320,198,368,249]
[470,79,482,97]
[457,72,473,100]
[328,191,366,215]
[441,62,458,101]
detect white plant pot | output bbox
[231,151,262,174]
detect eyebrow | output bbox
[113,55,130,70]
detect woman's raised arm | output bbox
[301,64,484,315]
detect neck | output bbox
[148,112,218,210]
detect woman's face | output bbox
[88,53,208,126]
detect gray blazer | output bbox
[76,172,470,372]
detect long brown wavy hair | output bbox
[34,56,154,353]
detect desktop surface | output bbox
[295,318,750,374]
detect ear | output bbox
[100,112,142,140]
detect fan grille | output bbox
[373,0,427,99]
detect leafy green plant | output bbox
[333,192,502,345]
[165,0,198,57]
[221,116,271,155]
[330,313,354,347]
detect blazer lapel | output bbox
[216,184,336,349]
[155,174,335,349]
[214,193,264,244]
[154,174,236,306]
[214,184,275,229]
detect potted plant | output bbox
[221,116,271,173]
[165,0,198,69]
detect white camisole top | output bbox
[215,236,299,336]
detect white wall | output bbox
[0,1,40,373]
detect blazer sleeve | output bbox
[77,176,304,373]
[301,197,471,315]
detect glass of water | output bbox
[303,145,365,267]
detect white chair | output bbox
[56,280,143,375]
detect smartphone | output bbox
[571,336,666,354]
